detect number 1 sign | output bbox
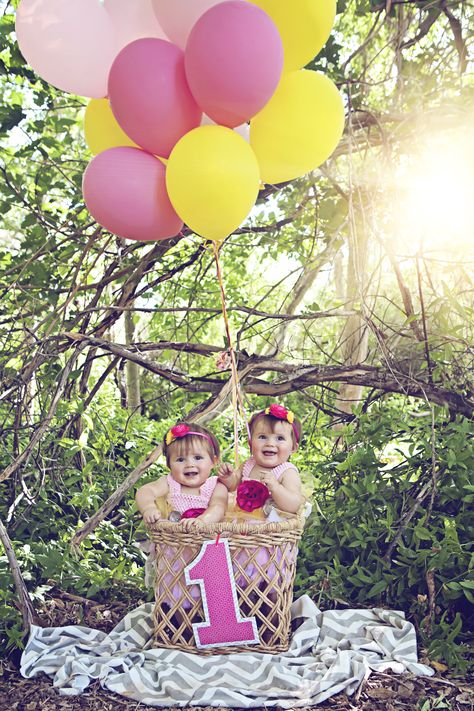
[184,538,260,649]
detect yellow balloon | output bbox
[84,98,137,155]
[251,0,336,70]
[250,70,344,184]
[166,126,260,242]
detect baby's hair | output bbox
[162,422,220,466]
[248,411,302,448]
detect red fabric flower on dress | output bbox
[236,480,270,512]
[181,508,206,519]
[166,423,190,445]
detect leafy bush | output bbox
[296,401,473,672]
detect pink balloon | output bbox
[15,0,166,98]
[108,39,202,158]
[151,0,224,50]
[109,1,167,52]
[185,1,283,127]
[82,147,183,242]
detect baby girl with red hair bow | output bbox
[136,422,227,525]
[218,403,304,516]
[136,422,228,594]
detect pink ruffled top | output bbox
[166,473,219,513]
[242,457,298,481]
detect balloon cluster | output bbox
[16,0,344,244]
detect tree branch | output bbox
[0,517,37,635]
[442,1,469,73]
[60,334,474,420]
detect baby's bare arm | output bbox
[195,482,228,524]
[135,478,168,523]
[263,468,304,513]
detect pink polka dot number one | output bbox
[184,538,259,648]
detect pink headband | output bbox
[165,424,218,455]
[253,403,299,443]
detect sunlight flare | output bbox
[392,128,474,254]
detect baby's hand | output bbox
[259,470,278,493]
[180,517,200,532]
[142,506,161,524]
[217,462,235,481]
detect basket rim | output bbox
[148,516,304,536]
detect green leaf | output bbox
[367,580,388,596]
[0,105,25,131]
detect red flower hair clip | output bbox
[164,423,218,454]
[265,403,294,423]
[165,423,190,445]
[252,403,299,443]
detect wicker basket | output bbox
[148,517,304,654]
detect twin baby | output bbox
[136,403,304,525]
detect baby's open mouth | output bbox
[184,471,198,477]
[263,450,276,456]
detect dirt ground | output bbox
[1,589,472,711]
[1,667,472,711]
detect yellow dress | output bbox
[223,490,267,524]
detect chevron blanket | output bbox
[20,595,433,707]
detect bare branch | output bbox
[0,517,37,635]
[58,334,474,420]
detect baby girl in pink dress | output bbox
[218,403,304,515]
[136,422,227,524]
[135,423,228,597]
[218,403,305,588]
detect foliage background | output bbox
[0,0,473,672]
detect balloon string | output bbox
[212,241,247,468]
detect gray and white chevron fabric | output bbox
[20,595,433,707]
